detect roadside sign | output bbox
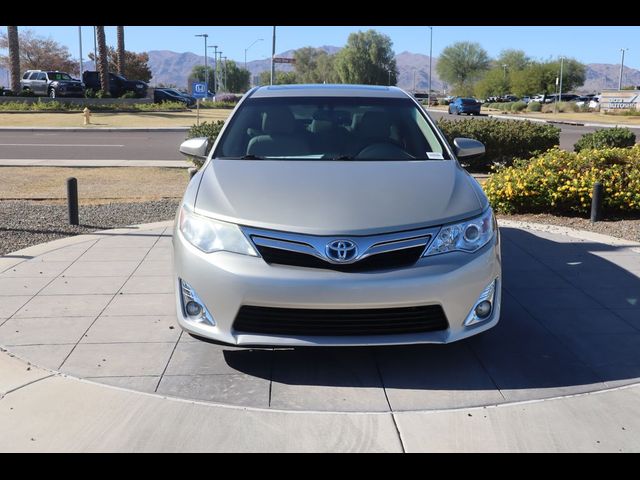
[273,57,296,64]
[192,82,208,99]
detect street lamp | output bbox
[208,45,218,94]
[245,38,264,70]
[218,51,223,91]
[223,56,228,92]
[428,26,433,100]
[558,56,565,103]
[195,34,209,94]
[502,64,508,96]
[619,48,629,90]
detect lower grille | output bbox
[256,245,426,272]
[233,305,448,336]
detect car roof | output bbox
[250,84,410,99]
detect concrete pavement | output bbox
[1,220,640,451]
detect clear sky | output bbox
[2,26,639,69]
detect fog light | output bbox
[180,279,215,326]
[186,301,202,317]
[464,278,498,327]
[474,300,492,318]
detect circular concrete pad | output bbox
[1,221,639,412]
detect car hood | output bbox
[193,159,486,236]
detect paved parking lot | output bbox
[1,221,639,413]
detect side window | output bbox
[37,73,47,81]
[22,72,31,79]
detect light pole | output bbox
[195,34,209,94]
[218,51,223,91]
[619,48,629,90]
[413,69,416,93]
[78,26,83,77]
[92,26,97,69]
[271,27,277,85]
[388,69,391,86]
[502,64,507,95]
[223,56,228,92]
[245,38,264,71]
[559,56,565,103]
[208,45,218,94]
[428,26,433,101]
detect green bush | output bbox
[84,88,96,98]
[439,99,450,106]
[484,145,640,214]
[574,127,636,152]
[120,91,138,99]
[18,89,35,97]
[95,89,111,98]
[527,101,542,112]
[186,120,225,168]
[436,118,560,171]
[511,101,527,112]
[556,101,578,113]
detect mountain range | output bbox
[3,46,639,94]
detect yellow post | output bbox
[83,107,92,125]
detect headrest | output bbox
[359,111,391,138]
[309,119,332,134]
[262,108,296,134]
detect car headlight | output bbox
[423,208,495,256]
[178,206,257,256]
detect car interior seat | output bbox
[247,107,310,157]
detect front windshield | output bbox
[48,72,73,81]
[214,96,448,161]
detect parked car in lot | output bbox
[173,84,501,346]
[20,70,85,98]
[154,88,196,106]
[82,71,148,98]
[448,97,482,115]
[546,94,579,103]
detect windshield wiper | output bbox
[238,154,265,160]
[330,155,356,160]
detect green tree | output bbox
[496,49,531,71]
[474,68,510,99]
[89,47,152,82]
[436,41,490,96]
[334,30,397,85]
[223,60,250,93]
[510,58,586,96]
[1,28,77,76]
[293,47,339,83]
[189,65,215,84]
[259,70,298,85]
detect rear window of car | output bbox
[47,72,73,81]
[214,96,449,161]
[461,98,477,105]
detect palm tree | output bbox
[116,26,125,75]
[95,26,110,95]
[7,26,20,95]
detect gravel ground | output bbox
[2,199,639,257]
[0,199,179,256]
[499,213,640,243]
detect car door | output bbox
[34,72,48,95]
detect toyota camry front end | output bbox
[173,84,501,346]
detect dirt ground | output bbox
[0,109,231,128]
[0,167,189,203]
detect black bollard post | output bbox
[67,177,79,225]
[590,181,603,223]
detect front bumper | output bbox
[172,226,501,346]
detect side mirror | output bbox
[179,137,209,159]
[453,137,485,159]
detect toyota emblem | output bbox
[326,239,358,263]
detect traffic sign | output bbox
[273,57,296,64]
[192,82,208,99]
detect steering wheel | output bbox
[355,142,414,160]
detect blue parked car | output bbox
[448,97,481,116]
